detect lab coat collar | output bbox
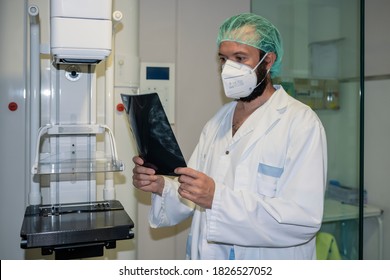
[243,85,289,153]
[268,84,289,113]
[232,85,288,139]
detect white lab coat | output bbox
[149,85,327,259]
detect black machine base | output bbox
[41,241,115,260]
[20,200,134,259]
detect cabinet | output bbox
[274,77,340,110]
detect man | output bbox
[132,13,327,259]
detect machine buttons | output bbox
[8,102,18,111]
[116,103,125,112]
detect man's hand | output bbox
[132,156,164,195]
[175,167,215,209]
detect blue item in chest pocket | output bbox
[258,163,284,178]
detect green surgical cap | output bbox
[217,13,284,78]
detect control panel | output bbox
[140,62,175,123]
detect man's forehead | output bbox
[220,25,259,45]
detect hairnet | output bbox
[217,13,283,78]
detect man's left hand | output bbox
[175,167,215,209]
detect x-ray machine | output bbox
[0,0,140,259]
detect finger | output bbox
[177,174,190,184]
[134,179,153,188]
[132,172,159,191]
[133,156,144,166]
[133,165,156,176]
[178,182,200,197]
[132,167,156,189]
[175,167,198,179]
[133,173,152,183]
[178,185,193,198]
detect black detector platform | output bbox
[20,200,134,259]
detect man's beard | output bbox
[239,62,268,103]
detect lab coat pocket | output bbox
[256,163,284,197]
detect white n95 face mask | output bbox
[221,53,268,99]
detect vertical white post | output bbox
[28,5,42,205]
[110,0,139,259]
[103,49,115,200]
[103,11,122,201]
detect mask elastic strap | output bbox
[253,68,270,90]
[252,52,270,90]
[251,52,268,73]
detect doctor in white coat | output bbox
[132,13,327,260]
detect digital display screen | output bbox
[146,66,170,80]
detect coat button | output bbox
[225,151,229,155]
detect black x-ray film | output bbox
[121,93,187,176]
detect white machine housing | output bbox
[50,0,112,63]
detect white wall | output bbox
[137,0,250,259]
[0,0,27,260]
[365,0,390,77]
[364,80,390,260]
[364,0,390,260]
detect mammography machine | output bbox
[1,0,139,259]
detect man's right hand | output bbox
[132,156,165,196]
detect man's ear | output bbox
[265,52,277,71]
